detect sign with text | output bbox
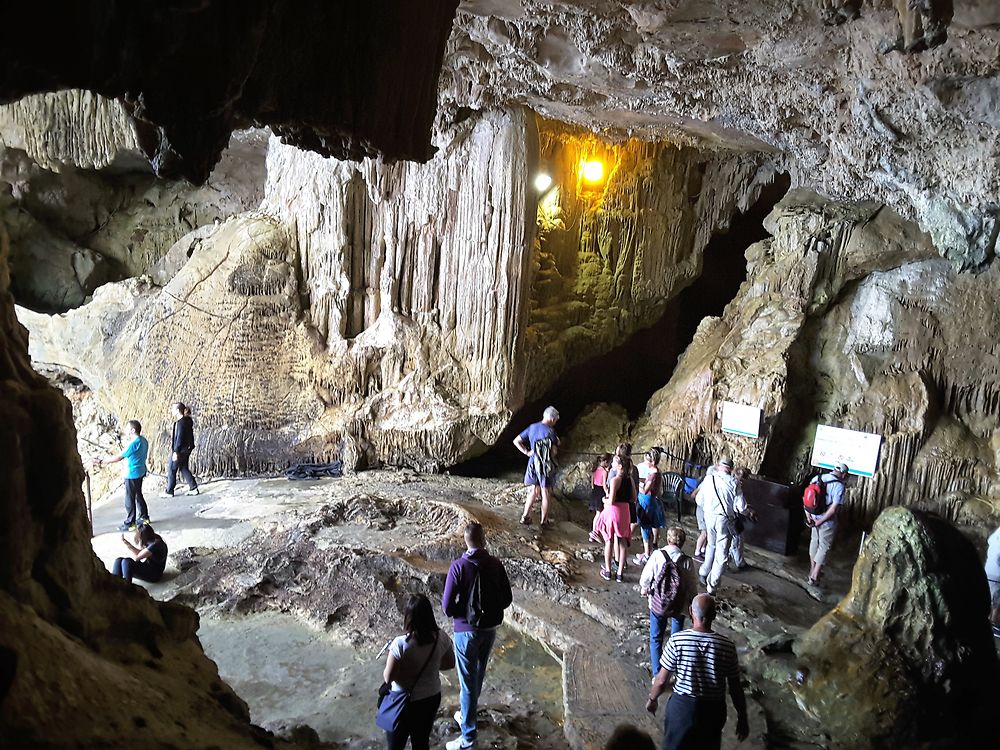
[721,402,762,439]
[810,425,882,478]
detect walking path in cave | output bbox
[89,471,855,750]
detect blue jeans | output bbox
[649,611,685,675]
[454,628,497,742]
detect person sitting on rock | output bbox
[635,448,667,565]
[163,401,199,497]
[513,406,560,526]
[380,593,454,750]
[112,524,168,584]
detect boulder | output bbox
[791,507,999,747]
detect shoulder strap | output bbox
[406,631,440,693]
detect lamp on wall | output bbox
[581,160,604,184]
[534,173,553,192]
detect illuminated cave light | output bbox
[581,160,604,183]
[534,173,553,192]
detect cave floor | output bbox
[88,470,856,750]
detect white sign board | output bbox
[810,425,882,478]
[721,401,762,439]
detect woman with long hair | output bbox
[381,594,455,750]
[596,454,635,582]
[112,524,168,583]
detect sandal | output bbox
[600,568,612,581]
[519,515,531,526]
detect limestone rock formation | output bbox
[791,507,999,747]
[0,205,295,749]
[16,109,778,473]
[441,0,1000,266]
[1,1,462,182]
[0,95,269,311]
[630,189,1000,526]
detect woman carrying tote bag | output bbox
[378,594,455,750]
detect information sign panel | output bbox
[810,425,882,478]
[721,401,762,439]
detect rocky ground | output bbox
[87,468,867,749]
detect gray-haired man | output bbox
[513,406,560,526]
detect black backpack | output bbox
[465,561,499,628]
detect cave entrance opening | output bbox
[454,174,791,478]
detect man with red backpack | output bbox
[803,463,848,586]
[639,526,698,676]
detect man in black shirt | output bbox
[163,402,199,496]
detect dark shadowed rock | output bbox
[792,507,999,747]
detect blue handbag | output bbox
[375,632,439,732]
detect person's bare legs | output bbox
[616,536,628,580]
[540,486,552,524]
[695,529,708,557]
[521,486,539,523]
[603,537,614,575]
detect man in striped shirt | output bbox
[646,594,749,749]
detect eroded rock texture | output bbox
[791,507,999,747]
[16,109,777,472]
[1,1,461,182]
[631,189,1000,526]
[0,205,289,749]
[0,91,268,312]
[442,0,1000,267]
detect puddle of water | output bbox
[198,611,562,742]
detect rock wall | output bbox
[0,92,269,312]
[14,108,777,473]
[631,190,1000,526]
[442,0,1000,268]
[1,1,462,182]
[0,197,293,749]
[791,507,999,747]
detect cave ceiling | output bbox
[4,1,996,265]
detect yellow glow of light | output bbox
[534,173,553,192]
[581,160,604,183]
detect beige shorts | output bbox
[809,521,836,565]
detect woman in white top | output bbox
[382,594,455,750]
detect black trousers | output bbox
[124,477,149,525]
[166,450,198,494]
[385,692,441,750]
[112,557,163,584]
[663,692,726,750]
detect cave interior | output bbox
[1,2,999,750]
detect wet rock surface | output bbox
[87,470,875,749]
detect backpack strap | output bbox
[405,631,440,694]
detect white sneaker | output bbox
[445,738,475,750]
[186,488,200,496]
[453,710,462,726]
[160,492,173,498]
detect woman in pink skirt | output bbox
[598,454,635,582]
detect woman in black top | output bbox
[112,524,168,583]
[164,401,199,496]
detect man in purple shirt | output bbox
[513,405,560,526]
[442,523,513,750]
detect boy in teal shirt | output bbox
[96,420,149,531]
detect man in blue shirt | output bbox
[513,406,560,526]
[805,462,848,586]
[96,420,150,531]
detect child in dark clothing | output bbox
[588,453,612,540]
